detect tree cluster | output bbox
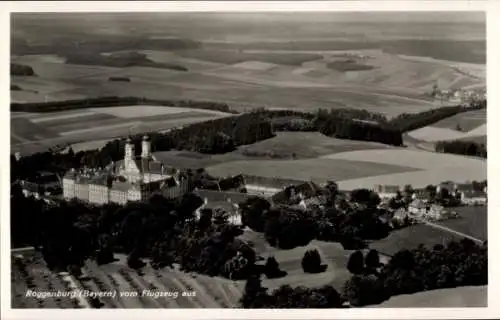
[11,96,232,113]
[240,191,390,251]
[342,240,487,307]
[435,140,487,158]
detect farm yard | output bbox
[10,105,232,155]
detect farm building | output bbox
[460,190,487,206]
[375,184,400,200]
[192,189,254,225]
[63,136,192,205]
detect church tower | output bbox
[124,137,135,172]
[141,135,152,159]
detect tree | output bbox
[264,256,285,279]
[301,249,326,273]
[364,249,381,271]
[347,250,365,274]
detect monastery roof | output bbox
[116,157,178,176]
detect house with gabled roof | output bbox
[375,184,400,200]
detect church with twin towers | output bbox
[63,135,192,205]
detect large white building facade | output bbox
[63,136,191,205]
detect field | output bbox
[11,47,484,116]
[408,109,487,143]
[321,149,486,189]
[371,285,486,308]
[10,106,232,155]
[207,158,420,183]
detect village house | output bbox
[460,190,487,206]
[374,184,400,200]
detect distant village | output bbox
[431,85,486,106]
[17,137,487,230]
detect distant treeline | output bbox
[435,140,487,158]
[11,63,36,76]
[11,96,235,114]
[12,37,202,56]
[64,51,188,71]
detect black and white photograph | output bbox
[3,1,493,316]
